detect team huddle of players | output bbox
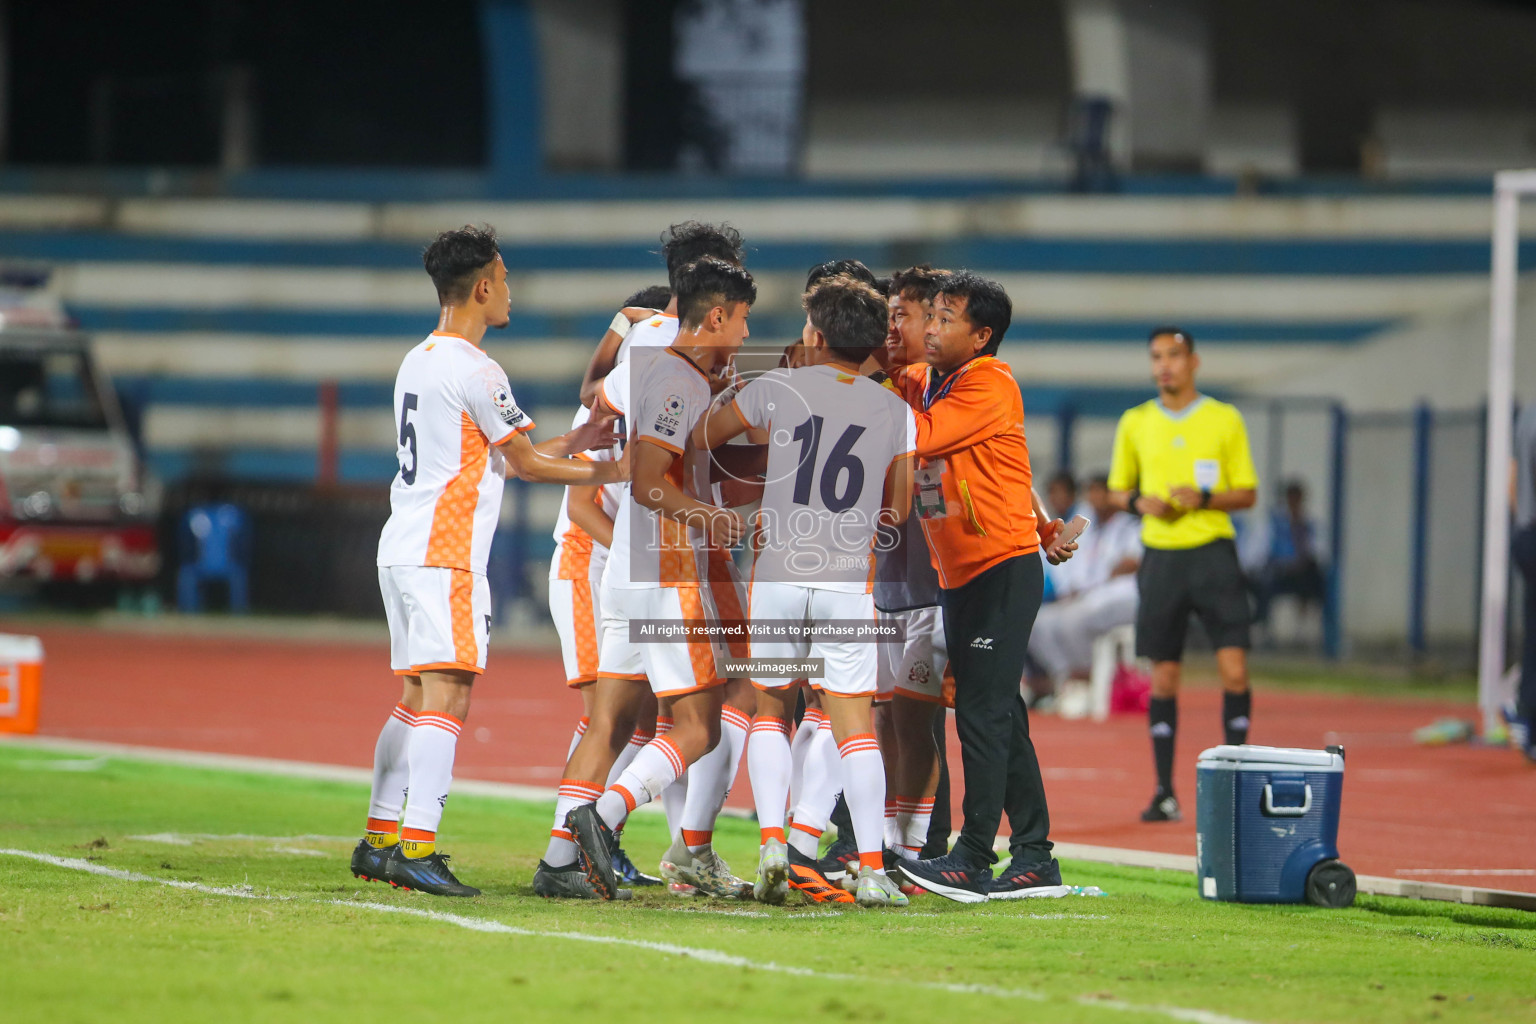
[353,220,1078,906]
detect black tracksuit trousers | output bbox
[940,553,1054,866]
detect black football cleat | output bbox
[533,859,632,900]
[566,804,620,900]
[350,838,393,882]
[380,846,481,897]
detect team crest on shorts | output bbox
[654,394,684,436]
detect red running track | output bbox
[14,625,1536,894]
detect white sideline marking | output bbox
[0,848,281,900]
[3,847,1259,1024]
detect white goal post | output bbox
[1479,169,1536,736]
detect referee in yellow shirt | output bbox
[1109,327,1258,823]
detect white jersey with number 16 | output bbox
[731,364,916,593]
[376,331,535,576]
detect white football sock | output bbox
[837,732,888,868]
[747,715,792,841]
[787,718,840,858]
[400,711,461,844]
[544,778,603,867]
[366,702,415,826]
[594,736,686,830]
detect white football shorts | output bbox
[379,565,492,675]
[748,580,877,697]
[876,605,949,704]
[596,584,726,698]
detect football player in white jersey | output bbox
[537,285,670,899]
[558,257,757,901]
[353,225,625,897]
[577,228,761,895]
[694,273,918,907]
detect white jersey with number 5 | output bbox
[376,331,535,575]
[731,364,916,593]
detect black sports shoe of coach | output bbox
[887,273,1075,903]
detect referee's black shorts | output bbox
[1135,538,1251,662]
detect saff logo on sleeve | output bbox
[488,379,525,427]
[654,394,684,436]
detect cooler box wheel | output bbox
[1305,859,1356,908]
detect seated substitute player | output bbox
[694,273,917,907]
[559,257,756,900]
[1108,326,1257,823]
[353,224,626,897]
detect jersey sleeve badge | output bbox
[488,377,527,428]
[654,394,684,436]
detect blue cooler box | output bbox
[1195,744,1354,906]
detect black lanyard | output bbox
[923,356,985,411]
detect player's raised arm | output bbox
[578,306,655,408]
[498,431,627,485]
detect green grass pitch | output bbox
[1,743,1532,1023]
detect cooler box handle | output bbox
[1262,780,1312,817]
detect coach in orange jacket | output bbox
[890,271,1076,903]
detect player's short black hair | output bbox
[624,284,671,309]
[675,257,756,329]
[1148,325,1194,352]
[934,270,1011,355]
[889,264,947,304]
[661,222,744,291]
[803,273,887,363]
[873,275,892,298]
[804,258,877,292]
[423,224,500,304]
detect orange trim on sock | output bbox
[760,826,787,845]
[401,827,435,843]
[790,821,824,839]
[681,829,712,848]
[653,735,686,777]
[366,817,398,834]
[613,784,638,813]
[859,851,885,871]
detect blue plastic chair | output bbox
[177,503,250,613]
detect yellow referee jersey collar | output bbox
[1155,394,1208,421]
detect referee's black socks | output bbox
[1148,697,1177,795]
[1223,690,1251,746]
